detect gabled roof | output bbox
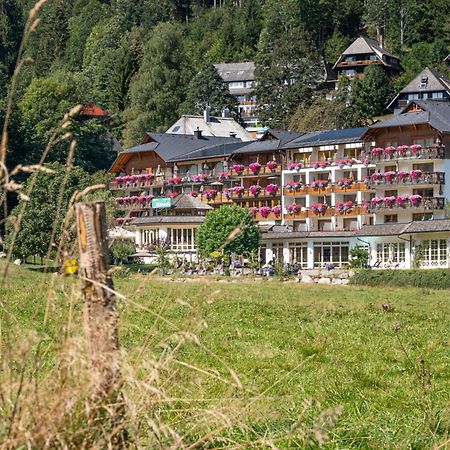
[365,100,450,136]
[355,219,450,236]
[129,216,206,226]
[171,193,213,210]
[333,37,400,69]
[231,129,304,155]
[110,133,242,173]
[214,62,255,82]
[167,115,253,142]
[387,67,450,109]
[282,127,368,149]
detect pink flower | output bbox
[272,205,282,217]
[311,203,327,214]
[384,196,396,206]
[286,204,302,214]
[145,173,155,181]
[371,196,382,206]
[385,146,396,156]
[115,197,124,205]
[203,189,217,199]
[167,176,182,184]
[114,176,121,185]
[371,172,382,182]
[232,164,245,175]
[409,194,422,205]
[285,181,300,190]
[266,161,278,171]
[260,206,272,218]
[396,195,408,206]
[410,144,422,154]
[410,169,422,179]
[115,217,124,224]
[248,207,259,217]
[319,160,329,168]
[233,186,244,196]
[288,162,304,171]
[167,192,179,198]
[249,162,261,174]
[192,174,207,183]
[218,172,229,181]
[372,147,383,158]
[397,145,408,155]
[397,170,408,181]
[384,171,396,182]
[266,184,279,195]
[249,184,261,196]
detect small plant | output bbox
[349,246,369,268]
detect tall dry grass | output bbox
[0,2,340,448]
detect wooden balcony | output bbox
[228,187,281,199]
[368,146,445,162]
[370,197,445,211]
[283,182,371,196]
[254,212,282,221]
[198,193,232,205]
[231,166,282,177]
[368,172,445,187]
[285,205,369,219]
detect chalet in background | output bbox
[387,67,450,113]
[333,37,402,82]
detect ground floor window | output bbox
[271,243,284,265]
[289,242,307,267]
[167,228,196,251]
[376,243,406,266]
[259,245,267,264]
[313,241,349,268]
[421,239,447,267]
[141,229,159,247]
[412,213,433,221]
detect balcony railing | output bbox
[284,181,370,196]
[367,146,445,162]
[285,205,369,219]
[368,171,445,186]
[369,196,445,211]
[230,165,282,177]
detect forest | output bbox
[0,0,449,173]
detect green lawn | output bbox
[1,265,449,448]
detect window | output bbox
[141,229,159,247]
[313,241,349,267]
[344,56,355,62]
[229,81,244,88]
[168,228,196,251]
[413,188,433,197]
[408,93,419,100]
[432,92,443,99]
[343,218,358,230]
[420,239,447,267]
[318,149,336,161]
[318,220,333,231]
[259,245,267,264]
[385,165,396,172]
[384,214,398,223]
[376,243,406,266]
[385,190,398,197]
[412,213,433,221]
[271,243,284,264]
[413,138,434,147]
[413,163,433,172]
[289,243,307,267]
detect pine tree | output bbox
[181,65,239,119]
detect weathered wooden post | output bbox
[75,201,121,402]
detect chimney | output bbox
[379,34,384,49]
[203,106,211,123]
[222,107,230,118]
[193,127,203,139]
[229,131,237,138]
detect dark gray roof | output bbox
[129,216,206,226]
[121,133,242,161]
[232,129,304,155]
[282,127,368,149]
[340,37,398,60]
[387,68,450,109]
[368,100,450,133]
[355,220,450,236]
[214,62,255,82]
[167,141,247,162]
[171,194,213,210]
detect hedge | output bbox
[350,269,450,290]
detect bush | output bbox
[349,246,369,269]
[350,269,450,290]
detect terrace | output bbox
[367,171,445,186]
[367,145,445,162]
[284,181,371,196]
[369,196,445,211]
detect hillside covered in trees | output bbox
[1,0,449,171]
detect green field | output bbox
[1,265,449,448]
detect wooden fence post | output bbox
[75,201,121,402]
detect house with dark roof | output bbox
[214,62,258,126]
[333,37,402,81]
[387,67,450,113]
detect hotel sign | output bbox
[151,198,172,209]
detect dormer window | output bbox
[420,76,428,88]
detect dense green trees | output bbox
[196,205,260,257]
[0,0,449,155]
[181,65,238,118]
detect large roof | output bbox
[171,193,213,210]
[387,67,450,109]
[232,129,304,155]
[167,141,247,162]
[167,115,253,142]
[214,62,255,82]
[282,127,368,149]
[261,220,450,240]
[333,37,400,69]
[365,100,450,135]
[129,216,206,226]
[110,133,242,173]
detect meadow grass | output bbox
[1,265,449,448]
